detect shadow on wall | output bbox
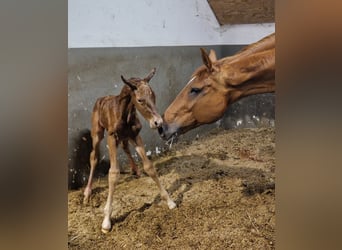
[68,129,110,189]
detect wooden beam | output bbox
[207,0,275,25]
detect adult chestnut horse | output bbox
[159,33,275,140]
[84,68,176,233]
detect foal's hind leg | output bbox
[132,135,176,209]
[122,140,140,176]
[83,113,104,203]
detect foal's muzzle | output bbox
[149,116,163,129]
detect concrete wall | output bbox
[68,0,275,48]
[68,46,275,188]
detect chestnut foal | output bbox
[83,68,176,233]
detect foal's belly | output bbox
[111,122,142,141]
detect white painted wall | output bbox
[68,0,275,48]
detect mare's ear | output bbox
[144,67,156,82]
[208,49,217,62]
[200,48,213,72]
[121,75,137,90]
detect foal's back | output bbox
[92,85,139,137]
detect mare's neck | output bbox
[229,33,275,62]
[219,48,275,104]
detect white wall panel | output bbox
[68,0,275,48]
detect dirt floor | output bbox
[68,127,275,249]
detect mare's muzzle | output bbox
[158,122,178,140]
[158,125,166,139]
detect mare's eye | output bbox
[137,99,143,103]
[190,87,202,94]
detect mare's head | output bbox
[121,68,163,129]
[159,49,228,140]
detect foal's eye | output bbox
[137,99,143,103]
[190,87,202,94]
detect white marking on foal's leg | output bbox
[101,202,112,233]
[101,167,120,233]
[161,189,176,209]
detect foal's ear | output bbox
[200,48,213,72]
[209,49,217,62]
[121,75,137,90]
[145,67,156,82]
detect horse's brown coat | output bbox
[83,69,175,233]
[159,33,275,139]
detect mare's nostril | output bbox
[154,121,158,126]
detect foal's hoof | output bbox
[101,228,110,234]
[101,219,111,234]
[83,196,90,204]
[83,188,91,204]
[168,200,177,210]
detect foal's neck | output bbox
[118,85,136,122]
[119,85,135,105]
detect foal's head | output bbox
[121,68,163,129]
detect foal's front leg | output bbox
[132,135,176,209]
[101,135,120,233]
